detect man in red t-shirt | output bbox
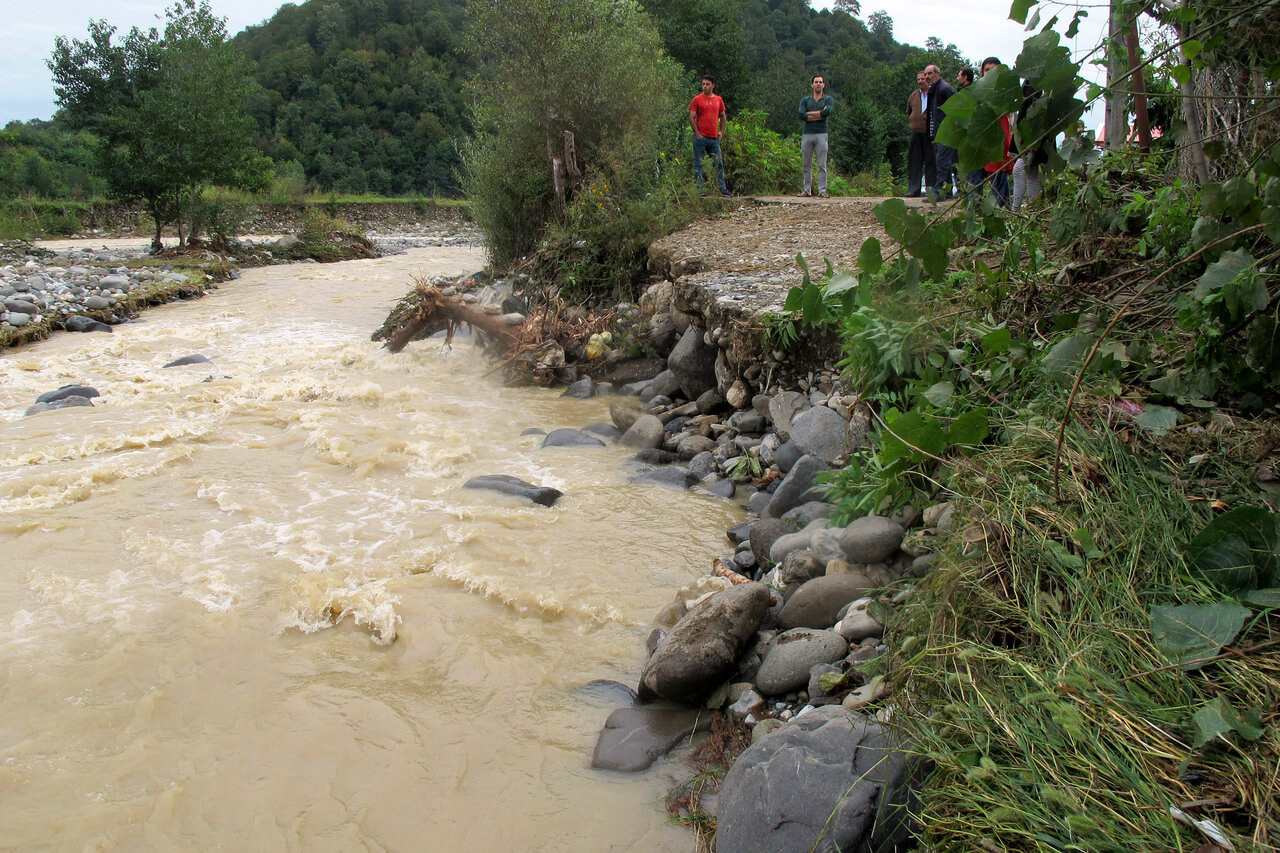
[688,75,730,197]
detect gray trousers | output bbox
[802,133,828,194]
[1011,155,1041,212]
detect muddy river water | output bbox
[0,244,740,850]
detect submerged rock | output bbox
[461,475,563,506]
[163,354,213,368]
[25,396,95,416]
[36,384,100,404]
[541,428,605,448]
[591,707,713,772]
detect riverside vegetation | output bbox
[5,0,1277,849]
[448,0,1279,850]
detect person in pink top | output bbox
[689,75,731,197]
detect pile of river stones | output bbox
[0,244,199,335]
[457,279,949,852]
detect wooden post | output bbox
[548,135,566,222]
[564,131,582,192]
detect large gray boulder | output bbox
[839,517,905,563]
[779,573,878,630]
[666,329,718,399]
[609,401,643,433]
[750,518,796,569]
[767,391,811,442]
[754,628,848,695]
[716,705,922,853]
[605,358,665,385]
[790,405,852,465]
[620,414,665,449]
[639,583,771,703]
[766,454,826,519]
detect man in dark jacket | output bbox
[905,71,933,197]
[797,75,834,197]
[924,64,956,201]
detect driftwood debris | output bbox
[372,277,519,354]
[372,273,613,386]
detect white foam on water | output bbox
[0,446,194,512]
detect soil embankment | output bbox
[648,195,919,374]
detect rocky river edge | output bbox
[6,219,927,851]
[0,222,478,352]
[396,266,938,853]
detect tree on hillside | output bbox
[462,0,681,266]
[48,0,267,250]
[641,0,752,103]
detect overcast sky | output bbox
[1,0,1107,127]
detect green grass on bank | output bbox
[889,420,1279,850]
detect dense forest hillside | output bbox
[233,0,473,196]
[2,0,970,199]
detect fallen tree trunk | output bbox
[372,277,520,354]
[372,274,613,387]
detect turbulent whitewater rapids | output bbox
[0,242,740,849]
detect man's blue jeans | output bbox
[693,136,726,193]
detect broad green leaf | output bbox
[1045,539,1083,569]
[1182,39,1203,61]
[901,258,922,294]
[1193,250,1255,300]
[1150,603,1249,670]
[1171,65,1191,85]
[1242,588,1280,609]
[1221,175,1257,215]
[1135,404,1178,435]
[1071,528,1104,560]
[857,237,883,275]
[826,272,858,296]
[1041,332,1096,383]
[982,328,1012,354]
[878,410,945,464]
[801,282,824,325]
[873,199,910,234]
[1185,506,1280,591]
[1009,0,1035,24]
[922,381,954,408]
[1263,207,1280,244]
[783,285,805,313]
[947,409,990,446]
[1193,696,1265,747]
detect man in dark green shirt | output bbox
[797,75,834,198]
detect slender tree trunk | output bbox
[1176,22,1210,184]
[1105,0,1129,149]
[1125,22,1152,152]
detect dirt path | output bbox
[646,195,927,370]
[651,195,915,285]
